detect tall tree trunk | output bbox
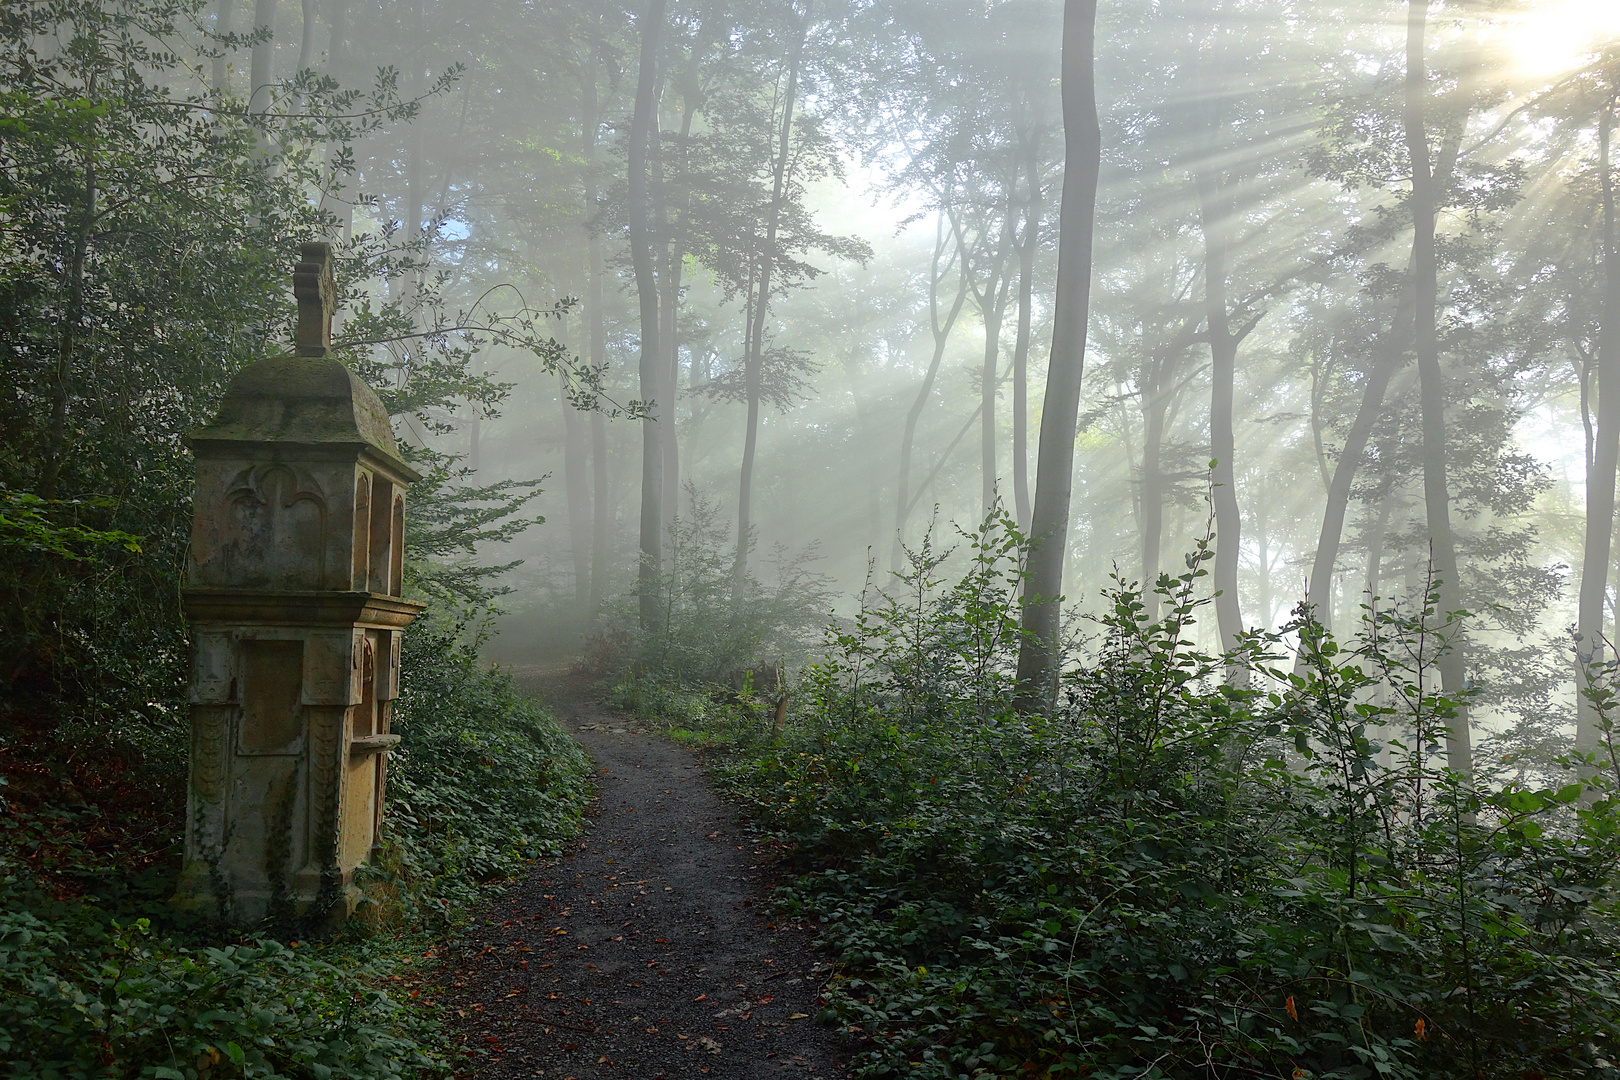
[893,214,969,571]
[1303,283,1412,640]
[1140,359,1170,621]
[1403,0,1469,777]
[580,6,611,616]
[1012,114,1043,532]
[289,0,316,115]
[1133,321,1198,623]
[1193,115,1244,662]
[1255,509,1274,628]
[979,209,1017,515]
[659,72,701,537]
[39,158,96,502]
[1578,93,1620,756]
[1302,128,1459,657]
[316,0,352,238]
[591,407,610,613]
[212,0,235,97]
[1364,487,1393,612]
[561,363,592,615]
[735,6,808,596]
[1015,0,1102,706]
[651,99,677,539]
[629,0,666,631]
[248,0,277,165]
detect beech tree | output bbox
[1015,0,1101,702]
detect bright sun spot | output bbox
[1510,0,1620,79]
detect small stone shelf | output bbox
[349,734,402,758]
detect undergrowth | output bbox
[635,508,1620,1080]
[0,616,588,1080]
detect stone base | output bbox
[170,859,360,930]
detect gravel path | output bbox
[442,676,849,1080]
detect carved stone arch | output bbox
[352,472,373,590]
[222,465,329,589]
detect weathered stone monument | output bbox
[173,242,425,925]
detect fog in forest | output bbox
[229,0,1609,760]
[19,4,1620,1071]
[17,0,1620,757]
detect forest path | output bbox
[441,668,849,1080]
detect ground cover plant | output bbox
[0,617,589,1080]
[654,510,1620,1080]
[0,4,598,1074]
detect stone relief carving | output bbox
[223,465,329,589]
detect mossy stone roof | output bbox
[190,355,402,463]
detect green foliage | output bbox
[0,624,587,1080]
[0,899,439,1080]
[608,486,833,685]
[371,617,591,917]
[685,511,1620,1080]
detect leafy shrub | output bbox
[0,617,588,1080]
[0,889,438,1080]
[369,616,591,918]
[691,510,1620,1080]
[601,486,833,685]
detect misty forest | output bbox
[9,0,1620,1077]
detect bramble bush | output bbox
[683,507,1620,1080]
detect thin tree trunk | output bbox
[1255,510,1274,628]
[289,0,316,115]
[1140,361,1169,620]
[735,6,808,596]
[1365,487,1393,612]
[405,124,424,239]
[39,158,96,501]
[562,357,592,615]
[1403,0,1469,777]
[980,209,1017,514]
[893,214,969,571]
[316,0,352,237]
[1193,142,1244,661]
[1303,283,1412,639]
[248,0,277,165]
[1578,93,1620,756]
[659,255,681,539]
[591,408,610,613]
[1012,114,1043,532]
[581,7,611,616]
[1015,0,1102,706]
[629,0,666,631]
[652,98,677,539]
[212,0,236,97]
[248,0,276,112]
[659,70,700,537]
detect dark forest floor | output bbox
[440,669,850,1080]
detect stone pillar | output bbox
[172,243,425,926]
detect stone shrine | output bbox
[172,242,425,925]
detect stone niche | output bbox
[172,243,425,925]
